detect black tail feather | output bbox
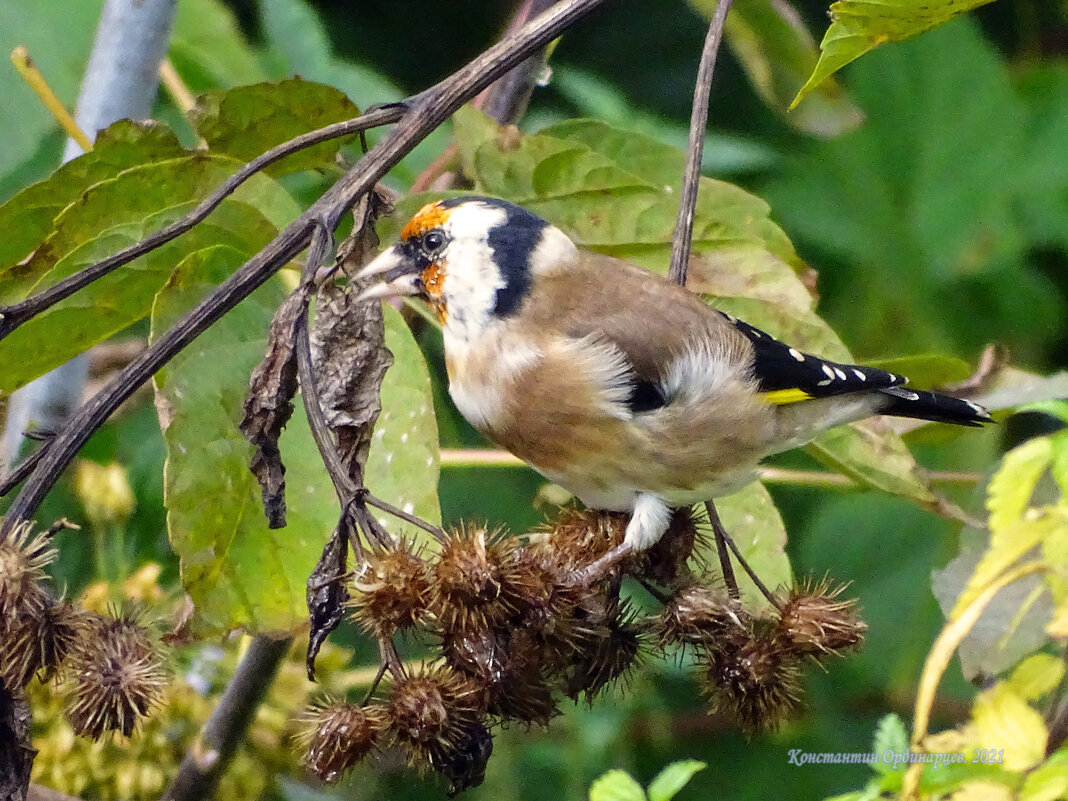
[878,386,992,427]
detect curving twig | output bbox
[668,0,735,287]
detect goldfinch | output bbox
[358,196,991,552]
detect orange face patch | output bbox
[420,261,447,323]
[420,261,445,298]
[401,201,451,241]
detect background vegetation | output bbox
[1,0,1067,799]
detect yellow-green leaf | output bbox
[952,513,1056,619]
[1008,654,1065,702]
[152,253,440,632]
[793,0,998,107]
[363,305,442,547]
[647,760,706,801]
[189,78,360,176]
[589,770,646,801]
[987,438,1054,534]
[972,683,1047,772]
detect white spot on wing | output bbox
[789,348,805,362]
[833,367,847,381]
[822,364,836,379]
[853,369,866,381]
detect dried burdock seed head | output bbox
[655,583,750,651]
[0,521,57,619]
[0,596,88,687]
[442,627,508,688]
[565,601,648,702]
[428,718,493,796]
[471,627,558,727]
[63,608,168,738]
[776,578,866,656]
[702,631,802,732]
[349,539,430,636]
[506,546,582,632]
[539,509,627,571]
[295,698,386,784]
[427,525,523,633]
[637,507,705,586]
[387,665,485,765]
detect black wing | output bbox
[721,312,992,427]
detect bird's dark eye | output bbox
[422,231,446,254]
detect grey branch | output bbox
[162,636,291,801]
[668,0,735,287]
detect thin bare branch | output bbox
[668,0,735,286]
[705,500,740,600]
[363,492,445,541]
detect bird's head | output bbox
[358,197,577,338]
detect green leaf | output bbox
[364,305,443,546]
[871,714,909,775]
[549,67,777,175]
[647,760,706,801]
[153,254,440,631]
[793,0,998,107]
[589,769,647,801]
[688,0,864,137]
[169,0,268,91]
[863,354,973,389]
[807,421,935,503]
[152,247,325,632]
[0,120,186,296]
[189,79,360,176]
[987,438,1053,534]
[0,158,298,393]
[711,482,791,608]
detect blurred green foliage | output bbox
[1,0,1066,799]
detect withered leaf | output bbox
[306,528,349,680]
[239,282,313,528]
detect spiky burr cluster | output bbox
[0,521,169,738]
[299,508,867,792]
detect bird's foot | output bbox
[568,541,634,586]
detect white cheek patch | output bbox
[440,236,505,341]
